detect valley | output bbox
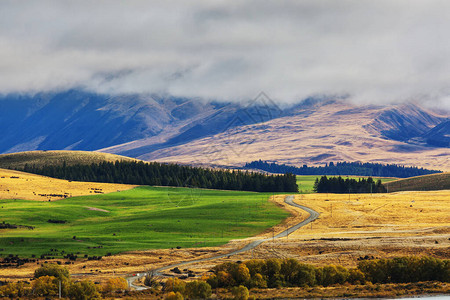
[0,151,448,299]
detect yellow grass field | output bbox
[290,191,450,238]
[0,168,136,201]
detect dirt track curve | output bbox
[128,195,319,290]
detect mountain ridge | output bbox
[0,90,448,170]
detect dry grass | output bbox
[0,168,136,201]
[289,191,450,238]
[0,150,138,169]
[385,172,450,192]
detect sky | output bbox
[1,0,450,109]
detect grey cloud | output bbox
[0,0,450,109]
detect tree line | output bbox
[20,160,298,193]
[0,263,128,298]
[245,160,441,178]
[202,256,449,290]
[313,176,386,193]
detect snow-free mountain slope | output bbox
[136,101,449,171]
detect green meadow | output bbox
[296,175,398,193]
[0,186,288,258]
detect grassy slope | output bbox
[0,186,288,257]
[0,168,136,201]
[0,150,138,169]
[296,175,397,193]
[384,172,450,192]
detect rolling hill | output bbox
[0,150,138,169]
[383,172,450,192]
[0,168,136,201]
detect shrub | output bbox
[165,291,184,300]
[281,258,300,286]
[34,263,70,281]
[185,280,212,299]
[348,268,365,285]
[34,263,71,296]
[235,264,251,286]
[104,277,128,293]
[264,258,282,288]
[217,270,235,287]
[0,282,18,298]
[232,285,249,300]
[249,273,267,288]
[358,259,390,283]
[295,263,316,287]
[245,260,265,277]
[318,265,349,286]
[144,273,159,288]
[68,280,101,300]
[205,274,219,289]
[32,275,58,297]
[165,277,186,294]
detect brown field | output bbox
[1,191,448,287]
[0,168,136,201]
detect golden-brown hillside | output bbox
[0,150,139,169]
[137,102,450,171]
[384,172,450,192]
[0,168,136,201]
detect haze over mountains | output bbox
[1,90,449,171]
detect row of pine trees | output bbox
[21,161,298,193]
[245,160,441,178]
[313,176,386,193]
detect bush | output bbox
[34,263,71,296]
[205,274,219,289]
[232,285,249,300]
[34,263,70,281]
[358,256,449,284]
[348,268,365,285]
[165,277,186,294]
[318,265,349,286]
[104,277,128,293]
[165,291,184,300]
[249,273,267,288]
[295,263,316,287]
[144,273,160,288]
[234,264,251,286]
[185,280,212,299]
[0,282,19,298]
[68,280,101,300]
[32,275,58,297]
[217,270,235,287]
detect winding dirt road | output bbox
[128,195,319,290]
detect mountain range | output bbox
[0,90,448,171]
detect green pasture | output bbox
[0,186,288,258]
[296,175,398,193]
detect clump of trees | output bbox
[0,263,128,299]
[20,160,298,193]
[201,256,449,291]
[164,278,212,300]
[313,176,386,193]
[245,160,441,178]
